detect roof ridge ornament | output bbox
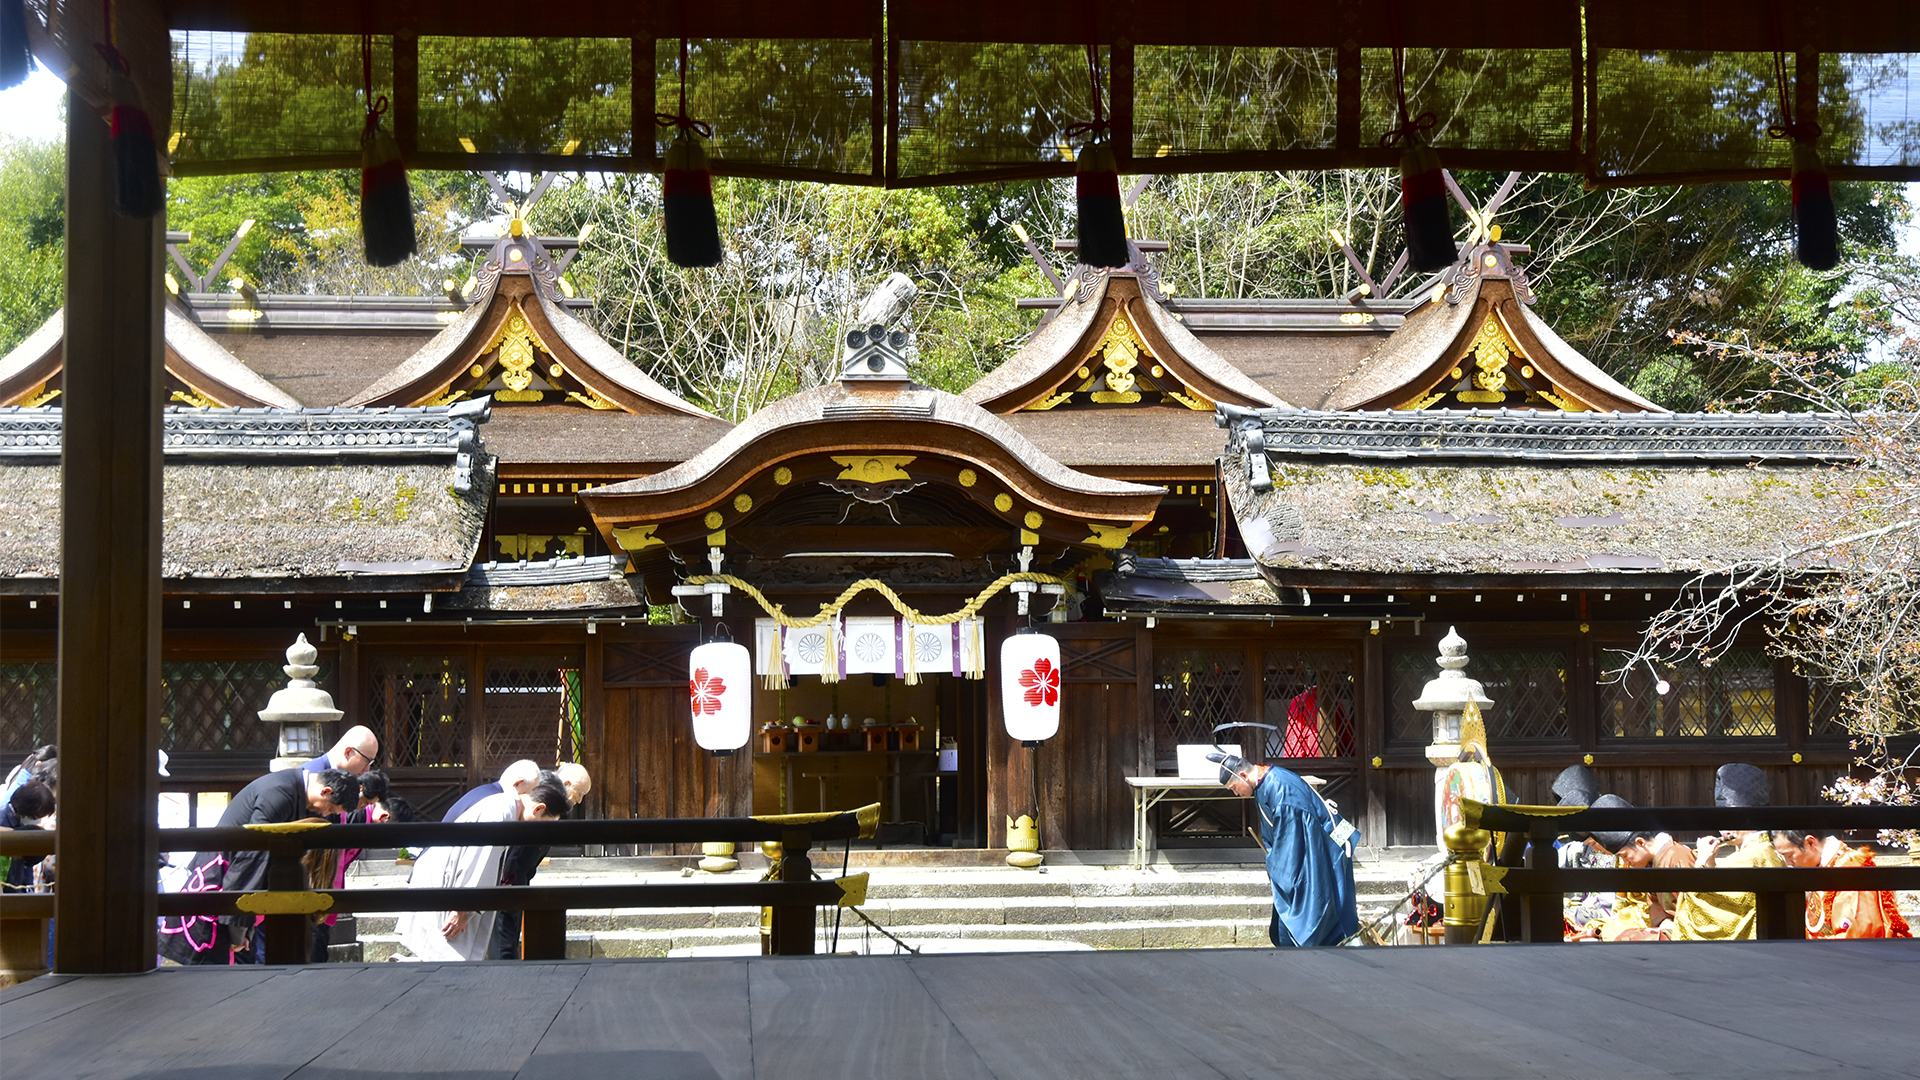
[840,273,917,383]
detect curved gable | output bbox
[581,380,1166,591]
[346,273,715,419]
[1,307,303,409]
[1328,243,1663,414]
[967,273,1284,414]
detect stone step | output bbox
[355,896,1403,961]
[359,913,1310,961]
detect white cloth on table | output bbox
[397,791,519,961]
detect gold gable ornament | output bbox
[480,301,557,402]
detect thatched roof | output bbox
[219,331,433,407]
[965,272,1284,412]
[1220,411,1848,580]
[0,307,304,409]
[0,404,495,590]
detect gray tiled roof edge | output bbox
[1216,405,1855,464]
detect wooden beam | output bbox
[54,92,165,973]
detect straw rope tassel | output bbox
[819,615,840,684]
[762,621,787,690]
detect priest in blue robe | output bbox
[1209,749,1359,947]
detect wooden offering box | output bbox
[895,725,922,752]
[760,728,791,754]
[862,725,890,752]
[796,727,821,752]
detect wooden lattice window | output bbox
[1261,648,1356,758]
[483,653,584,770]
[1153,649,1247,764]
[369,655,471,768]
[1387,651,1433,745]
[163,660,334,753]
[1808,680,1852,738]
[1602,648,1776,738]
[1473,650,1571,741]
[0,663,58,754]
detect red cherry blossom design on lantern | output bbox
[1018,657,1059,708]
[690,667,727,716]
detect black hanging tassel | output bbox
[359,115,416,267]
[2,0,31,91]
[102,53,163,219]
[1400,134,1453,273]
[1075,141,1129,269]
[663,133,722,268]
[1790,140,1837,271]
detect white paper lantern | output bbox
[690,639,753,753]
[1000,631,1061,744]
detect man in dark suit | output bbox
[159,767,359,965]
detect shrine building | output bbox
[0,211,1853,854]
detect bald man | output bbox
[554,762,592,807]
[442,760,542,822]
[491,763,593,959]
[302,726,380,777]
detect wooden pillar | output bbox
[55,99,165,974]
[582,636,606,820]
[1361,632,1387,848]
[468,644,487,787]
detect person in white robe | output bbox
[397,771,567,961]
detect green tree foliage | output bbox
[534,174,1044,417]
[165,170,489,295]
[1120,166,1907,412]
[0,137,64,354]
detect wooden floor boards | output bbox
[3,942,1915,1080]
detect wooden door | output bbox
[601,628,750,853]
[989,623,1147,851]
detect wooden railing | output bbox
[1468,803,1920,943]
[0,806,879,965]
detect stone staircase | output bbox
[338,850,1425,960]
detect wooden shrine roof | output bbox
[2,942,1916,1080]
[214,332,438,408]
[0,403,494,592]
[996,407,1231,475]
[580,377,1167,586]
[1323,244,1661,413]
[1195,329,1393,411]
[1217,410,1849,585]
[966,272,1283,413]
[344,263,717,420]
[0,307,302,409]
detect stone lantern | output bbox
[259,633,343,771]
[1411,627,1492,849]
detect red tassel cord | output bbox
[358,34,415,267]
[94,38,163,219]
[3,0,31,91]
[1065,44,1129,270]
[1773,51,1836,271]
[1383,46,1451,273]
[656,37,722,268]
